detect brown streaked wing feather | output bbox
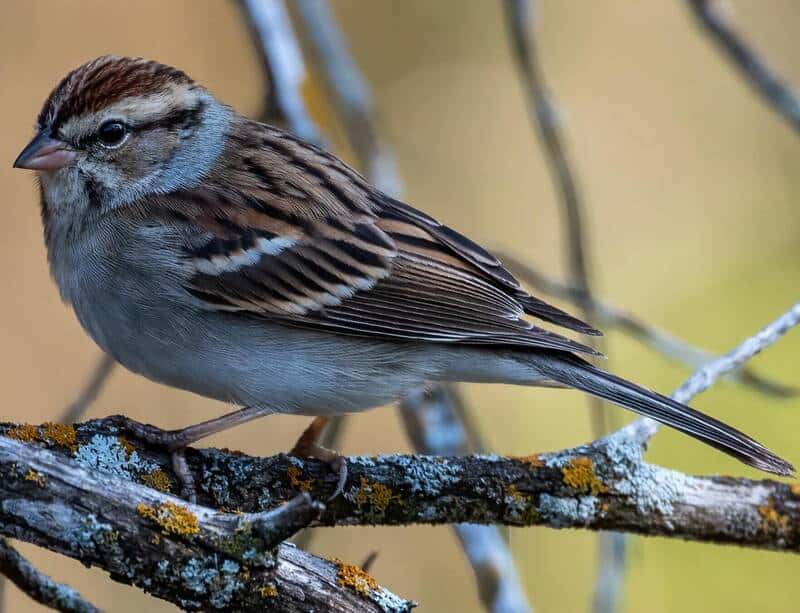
[379,197,601,336]
[172,118,599,355]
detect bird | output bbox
[13,56,792,497]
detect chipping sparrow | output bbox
[13,56,792,495]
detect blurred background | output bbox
[1,1,799,611]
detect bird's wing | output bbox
[156,121,601,355]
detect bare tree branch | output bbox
[239,0,324,145]
[0,538,102,613]
[59,355,115,424]
[687,0,800,133]
[622,301,800,444]
[2,419,799,557]
[295,0,403,197]
[401,386,533,613]
[0,434,412,612]
[503,0,596,312]
[293,8,534,611]
[499,252,796,398]
[503,2,619,608]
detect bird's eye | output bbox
[96,121,128,148]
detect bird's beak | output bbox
[13,132,76,171]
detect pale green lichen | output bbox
[371,586,416,612]
[379,455,461,495]
[74,434,159,480]
[593,432,685,515]
[538,493,598,527]
[180,557,243,609]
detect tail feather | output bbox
[534,353,794,477]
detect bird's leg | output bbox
[109,407,272,501]
[290,416,348,500]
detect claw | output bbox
[110,415,197,501]
[290,416,348,500]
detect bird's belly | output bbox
[71,294,436,414]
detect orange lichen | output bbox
[117,436,135,457]
[5,424,38,443]
[5,423,77,452]
[354,477,401,513]
[504,484,539,523]
[41,422,77,452]
[330,557,377,596]
[512,454,544,468]
[141,468,172,493]
[562,457,607,496]
[505,484,526,504]
[789,483,800,498]
[758,497,790,535]
[24,469,46,487]
[259,584,279,598]
[137,501,200,536]
[287,466,315,492]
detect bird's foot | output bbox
[108,415,198,502]
[290,416,348,501]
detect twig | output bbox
[401,386,533,613]
[59,354,115,424]
[0,538,102,613]
[250,493,324,549]
[295,0,403,197]
[239,0,324,146]
[503,3,616,609]
[499,252,796,397]
[360,551,379,573]
[687,0,800,133]
[503,0,594,305]
[623,301,800,444]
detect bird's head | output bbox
[13,55,230,215]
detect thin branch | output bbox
[59,355,115,424]
[623,301,800,443]
[503,0,594,305]
[239,0,324,146]
[251,493,324,549]
[504,2,622,603]
[293,9,531,611]
[295,0,403,197]
[687,0,800,133]
[0,538,102,613]
[400,386,533,613]
[499,252,796,398]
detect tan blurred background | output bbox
[1,1,799,611]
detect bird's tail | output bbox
[531,352,794,476]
